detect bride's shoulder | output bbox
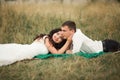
[44,36,49,42]
[44,37,52,48]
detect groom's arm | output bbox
[72,36,83,53]
[71,32,84,54]
[66,35,83,54]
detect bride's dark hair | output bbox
[34,34,46,40]
[34,28,66,50]
[48,28,66,50]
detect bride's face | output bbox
[52,31,63,43]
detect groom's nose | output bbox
[60,32,65,37]
[58,31,63,36]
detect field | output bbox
[0,1,120,80]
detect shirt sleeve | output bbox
[72,31,84,53]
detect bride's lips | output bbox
[55,38,59,42]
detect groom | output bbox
[60,20,120,54]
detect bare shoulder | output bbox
[45,37,49,42]
[45,37,51,47]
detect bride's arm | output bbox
[45,38,71,54]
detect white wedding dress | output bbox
[0,36,48,66]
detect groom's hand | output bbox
[67,34,73,41]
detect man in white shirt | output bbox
[61,21,120,54]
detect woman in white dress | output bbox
[0,28,72,66]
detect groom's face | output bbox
[61,25,74,39]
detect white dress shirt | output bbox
[71,29,103,54]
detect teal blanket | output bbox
[34,51,108,59]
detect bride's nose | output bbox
[55,35,60,39]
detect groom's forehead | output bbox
[61,26,70,30]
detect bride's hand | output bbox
[66,50,72,54]
[67,34,73,42]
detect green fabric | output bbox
[34,51,108,59]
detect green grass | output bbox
[0,1,120,80]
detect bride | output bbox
[0,28,72,66]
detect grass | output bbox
[0,52,120,80]
[0,1,120,80]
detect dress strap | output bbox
[43,35,48,43]
[43,35,48,40]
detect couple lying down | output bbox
[0,21,120,66]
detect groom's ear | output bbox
[70,29,75,35]
[71,29,75,33]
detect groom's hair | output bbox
[61,20,76,32]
